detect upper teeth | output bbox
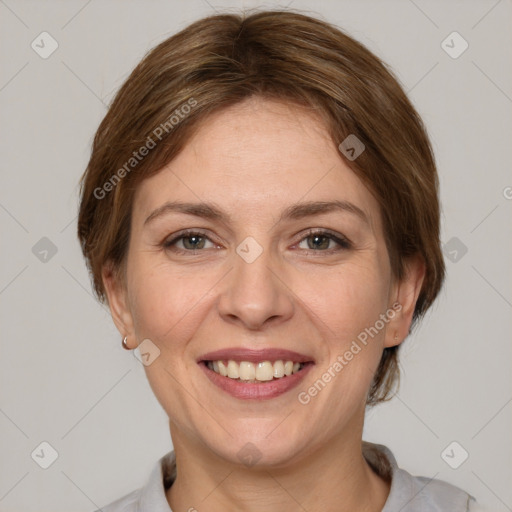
[207,360,303,381]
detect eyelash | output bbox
[162,229,352,255]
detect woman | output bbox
[78,10,481,511]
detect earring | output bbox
[394,333,399,342]
[122,336,131,350]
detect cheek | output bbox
[126,260,215,419]
[308,260,390,338]
[127,258,215,347]
[300,261,391,398]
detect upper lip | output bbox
[198,348,315,364]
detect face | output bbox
[104,97,423,468]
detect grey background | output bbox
[0,0,510,510]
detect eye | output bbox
[296,229,351,252]
[163,230,217,253]
[162,228,351,256]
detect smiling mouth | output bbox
[203,359,312,383]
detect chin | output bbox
[200,422,310,469]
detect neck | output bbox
[165,419,390,512]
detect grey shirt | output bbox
[95,441,480,511]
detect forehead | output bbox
[133,97,381,230]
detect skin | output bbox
[103,97,425,512]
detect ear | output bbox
[102,261,135,348]
[384,254,426,348]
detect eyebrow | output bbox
[143,199,369,226]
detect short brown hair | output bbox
[77,10,445,405]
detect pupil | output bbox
[184,236,204,250]
[309,235,328,250]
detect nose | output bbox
[217,243,295,331]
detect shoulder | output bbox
[93,450,176,512]
[93,488,141,512]
[390,466,476,511]
[363,441,479,512]
[467,503,493,512]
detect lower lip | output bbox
[199,361,314,400]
